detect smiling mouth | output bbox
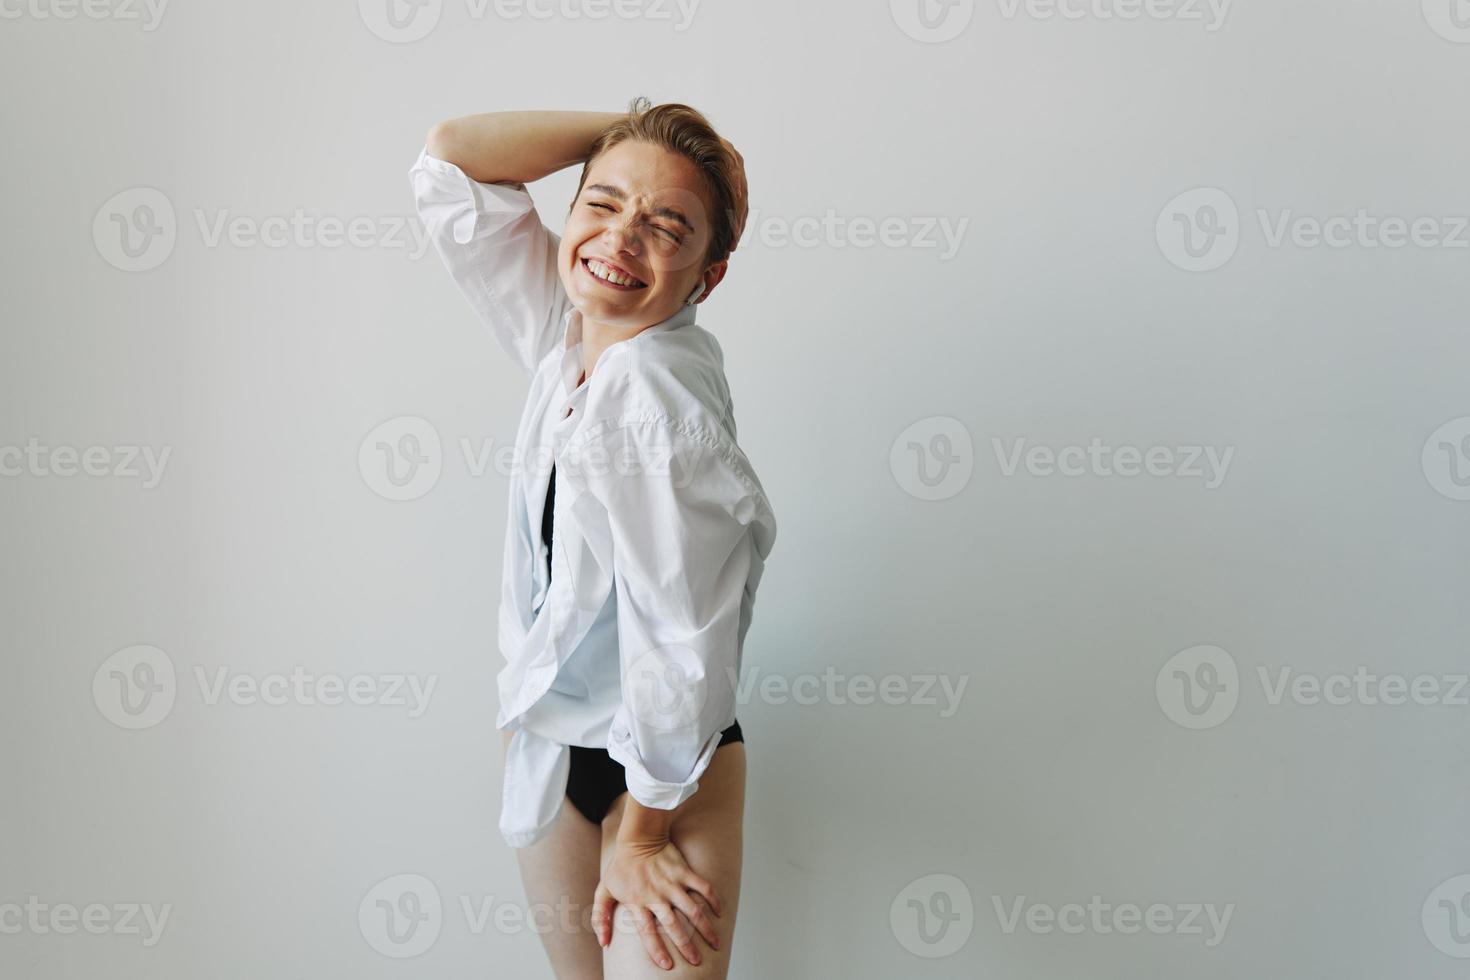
[581,257,648,290]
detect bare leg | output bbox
[503,730,606,979]
[599,742,747,979]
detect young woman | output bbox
[410,101,776,978]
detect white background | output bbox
[3,0,1470,976]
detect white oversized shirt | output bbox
[409,147,777,848]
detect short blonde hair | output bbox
[573,97,740,268]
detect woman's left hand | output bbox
[592,836,723,970]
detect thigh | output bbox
[503,730,606,980]
[599,742,747,980]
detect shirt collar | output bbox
[559,302,698,395]
[561,301,697,353]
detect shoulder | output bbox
[575,321,736,453]
[630,322,734,431]
[571,322,774,532]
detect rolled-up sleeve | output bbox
[408,146,572,376]
[573,417,774,810]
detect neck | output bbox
[579,315,648,385]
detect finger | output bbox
[650,902,702,967]
[634,906,673,971]
[683,870,722,917]
[591,882,615,948]
[672,887,721,951]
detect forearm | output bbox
[425,110,623,185]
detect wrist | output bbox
[616,834,670,861]
[617,795,674,846]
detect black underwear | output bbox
[566,721,744,826]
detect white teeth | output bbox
[587,259,642,288]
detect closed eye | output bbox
[586,201,681,244]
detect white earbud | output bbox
[685,279,706,306]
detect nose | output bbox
[602,212,643,255]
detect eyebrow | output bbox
[584,183,695,234]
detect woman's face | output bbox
[558,139,721,330]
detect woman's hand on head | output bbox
[592,836,723,970]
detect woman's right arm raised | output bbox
[410,110,621,375]
[425,110,623,184]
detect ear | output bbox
[692,260,729,305]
